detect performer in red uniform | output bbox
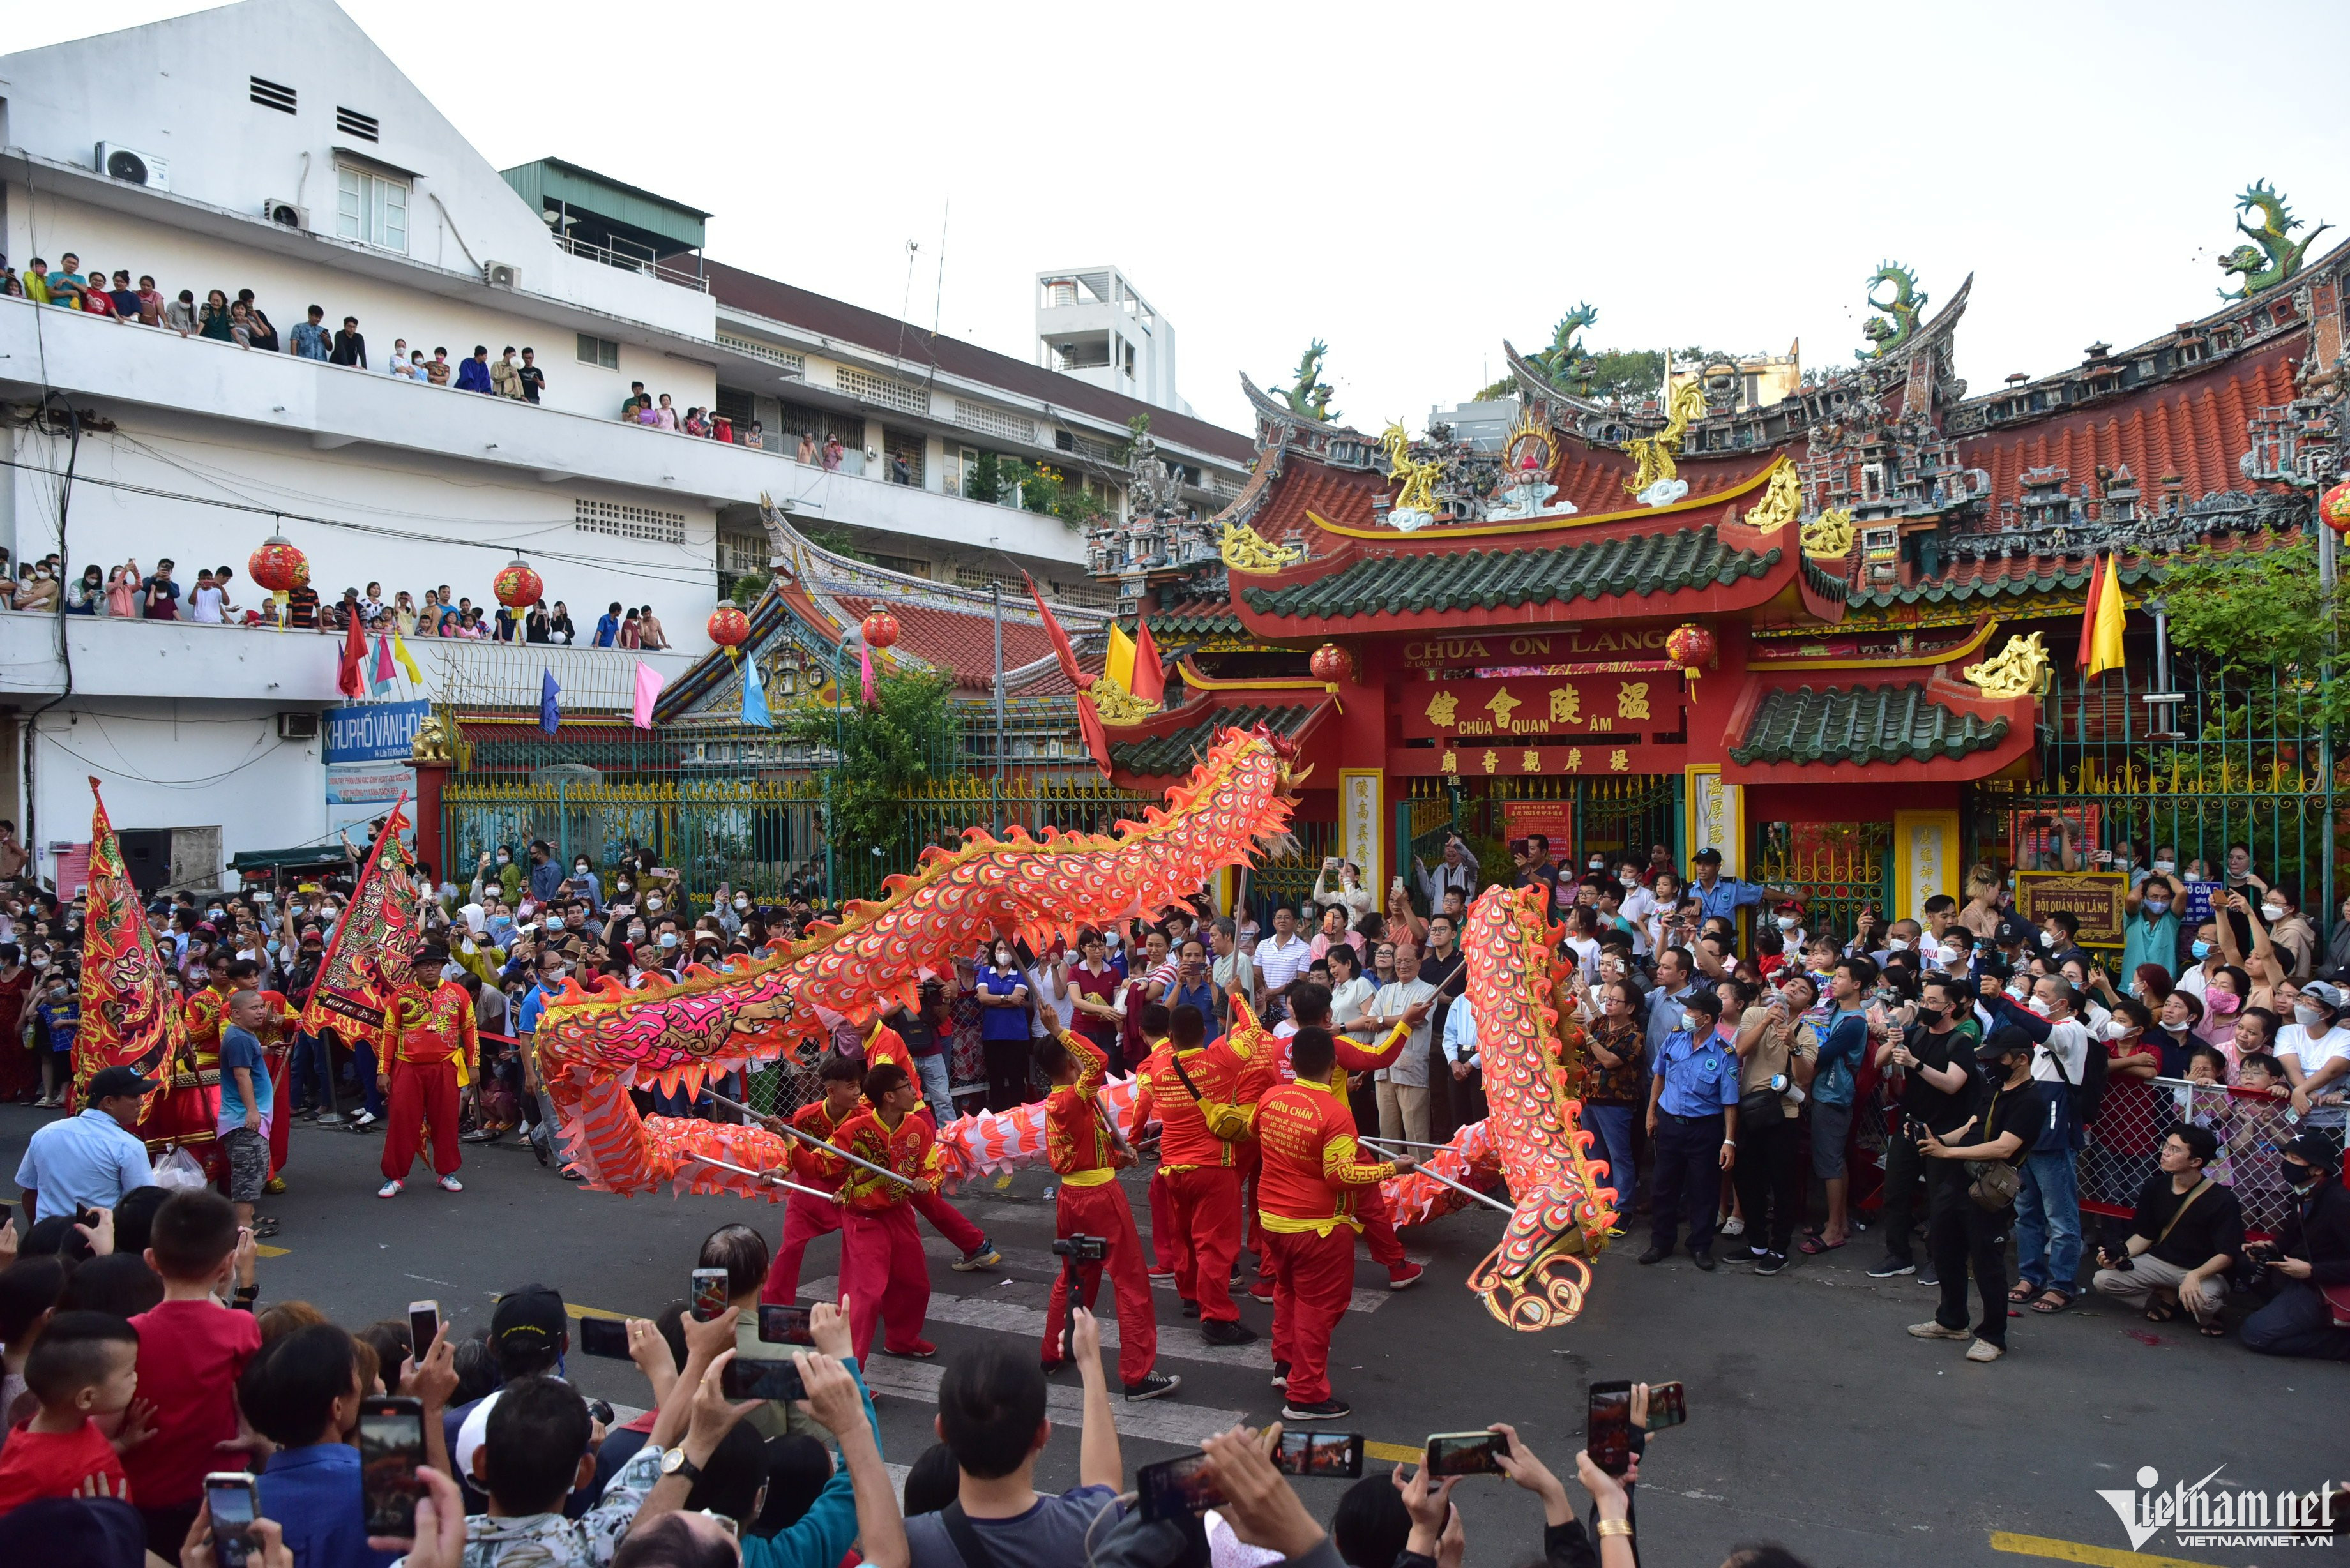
[1035,1028,1179,1399]
[860,1015,1001,1271]
[1128,1002,1255,1345]
[1252,1025,1415,1421]
[757,1053,861,1304]
[1264,983,1428,1291]
[375,949,477,1198]
[830,1062,940,1362]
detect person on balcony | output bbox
[455,345,494,393]
[66,566,104,615]
[593,602,621,648]
[139,560,179,620]
[525,601,552,644]
[517,348,545,403]
[386,337,413,376]
[329,315,366,367]
[424,347,452,386]
[291,301,333,359]
[547,601,576,645]
[491,347,524,398]
[637,607,669,651]
[619,610,642,649]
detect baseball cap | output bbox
[490,1283,566,1357]
[1692,847,1724,864]
[86,1064,160,1100]
[2300,980,2345,1012]
[1976,1024,2035,1061]
[2280,1131,2339,1170]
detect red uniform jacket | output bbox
[1044,1031,1128,1187]
[1254,1074,1396,1237]
[180,983,232,1067]
[787,1099,855,1191]
[831,1106,941,1212]
[1129,1037,1250,1171]
[379,980,480,1085]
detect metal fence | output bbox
[1755,823,1892,947]
[2079,1075,2339,1240]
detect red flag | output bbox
[1024,573,1088,690]
[2075,555,2107,669]
[337,609,367,699]
[73,778,187,1112]
[1074,691,1114,777]
[1130,600,1165,705]
[299,797,423,1048]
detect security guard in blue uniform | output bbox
[1639,988,1741,1269]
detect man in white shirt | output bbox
[1254,905,1313,1021]
[1208,917,1254,1036]
[1441,994,1485,1122]
[2028,976,2093,1087]
[1617,868,1658,957]
[1415,835,1481,911]
[1365,941,1438,1144]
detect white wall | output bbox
[26,698,326,873]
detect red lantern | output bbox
[708,606,750,659]
[1308,642,1353,683]
[860,610,900,650]
[2323,479,2350,535]
[1665,622,1715,688]
[248,534,307,594]
[493,557,543,610]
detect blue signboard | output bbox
[324,700,431,764]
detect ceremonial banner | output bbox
[299,795,424,1048]
[73,780,186,1110]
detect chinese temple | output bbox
[1070,183,2344,919]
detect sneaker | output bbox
[1719,1216,1746,1238]
[1386,1262,1426,1290]
[1692,1249,1717,1272]
[1753,1251,1788,1277]
[437,1175,464,1193]
[886,1340,939,1359]
[1146,1264,1176,1279]
[1283,1397,1353,1421]
[263,1176,286,1195]
[352,1110,379,1127]
[1906,1320,1970,1341]
[317,1112,347,1126]
[1200,1318,1259,1346]
[1271,1360,1291,1389]
[1919,1265,1941,1287]
[1247,1278,1275,1302]
[1180,1298,1201,1318]
[1124,1373,1182,1401]
[1865,1259,1916,1279]
[1635,1246,1668,1265]
[377,1179,403,1199]
[1747,1246,1771,1263]
[561,1166,586,1182]
[1230,1267,1243,1288]
[952,1242,1002,1272]
[1965,1338,2006,1362]
[461,1128,497,1143]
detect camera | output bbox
[1053,1235,1107,1262]
[1904,1115,1930,1144]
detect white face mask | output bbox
[658,933,679,949]
[646,896,663,912]
[994,950,1011,967]
[2263,905,2289,923]
[734,895,750,910]
[2295,1004,2326,1029]
[1886,937,1909,952]
[2026,996,2052,1018]
[616,880,632,893]
[1938,946,1966,966]
[575,863,590,875]
[2153,859,2176,875]
[1775,916,1797,931]
[2144,900,2170,916]
[2038,931,2056,948]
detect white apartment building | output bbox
[0,0,1252,887]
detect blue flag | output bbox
[539,668,560,735]
[741,652,771,728]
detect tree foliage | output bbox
[782,669,959,893]
[2160,532,2349,721]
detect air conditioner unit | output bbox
[95,142,170,191]
[262,197,308,229]
[276,712,321,741]
[484,260,522,289]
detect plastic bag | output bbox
[151,1145,209,1193]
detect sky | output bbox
[17,0,2350,437]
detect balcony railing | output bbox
[557,233,710,294]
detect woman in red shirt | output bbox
[1067,928,1126,1071]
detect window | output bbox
[833,366,931,417]
[576,334,620,370]
[249,76,297,114]
[575,499,685,545]
[335,106,380,142]
[335,164,407,252]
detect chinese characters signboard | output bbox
[1393,675,1687,776]
[2014,870,2130,946]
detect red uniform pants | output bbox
[1164,1165,1243,1322]
[382,1058,462,1181]
[266,1049,293,1178]
[1042,1181,1156,1385]
[1264,1225,1354,1405]
[1148,1168,1177,1270]
[762,1191,844,1305]
[912,1187,987,1256]
[841,1203,930,1361]
[1354,1178,1406,1269]
[1239,1146,1267,1274]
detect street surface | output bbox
[4,1104,2340,1567]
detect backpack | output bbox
[2046,1025,2105,1129]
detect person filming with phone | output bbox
[1910,1027,2048,1363]
[2239,1131,2350,1360]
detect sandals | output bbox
[2006,1283,2037,1304]
[1799,1235,1847,1255]
[2197,1320,2226,1338]
[2028,1290,2071,1314]
[2143,1302,2177,1323]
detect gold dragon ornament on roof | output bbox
[1381,424,1448,531]
[1220,522,1305,576]
[1623,379,1707,506]
[1800,507,1856,559]
[1743,460,1801,532]
[1962,633,2054,700]
[1088,675,1163,727]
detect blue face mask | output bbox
[2190,940,2211,960]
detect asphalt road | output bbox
[4,1103,2342,1568]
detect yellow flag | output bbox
[391,632,424,684]
[2086,559,2126,678]
[1105,624,1137,691]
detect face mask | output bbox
[208,906,224,918]
[994,951,1012,967]
[1886,937,1909,953]
[2038,931,2055,948]
[2205,991,2239,1017]
[2026,996,2052,1018]
[2295,1005,2326,1029]
[617,880,632,893]
[2190,940,2211,960]
[2286,1163,2324,1191]
[1915,1004,1943,1025]
[2263,905,2288,923]
[1620,875,1637,888]
[2160,1018,2189,1034]
[2144,900,2169,916]
[1588,859,1605,871]
[575,863,589,875]
[646,897,663,912]
[734,895,750,910]
[1937,946,1966,967]
[496,854,510,865]
[658,932,679,950]
[188,969,209,985]
[1775,916,1797,931]
[2153,860,2176,875]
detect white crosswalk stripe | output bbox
[798,1276,1277,1370]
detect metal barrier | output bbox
[2080,1074,2336,1240]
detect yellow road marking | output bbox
[1989,1531,2227,1568]
[1365,1441,1420,1464]
[256,1243,290,1258]
[568,1302,633,1322]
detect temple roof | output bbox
[1104,694,1330,785]
[1729,682,2012,767]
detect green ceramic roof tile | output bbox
[1238,527,1780,620]
[1728,683,2011,767]
[1844,556,2162,610]
[1109,703,1319,776]
[1126,597,1243,638]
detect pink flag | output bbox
[630,660,665,730]
[859,642,876,706]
